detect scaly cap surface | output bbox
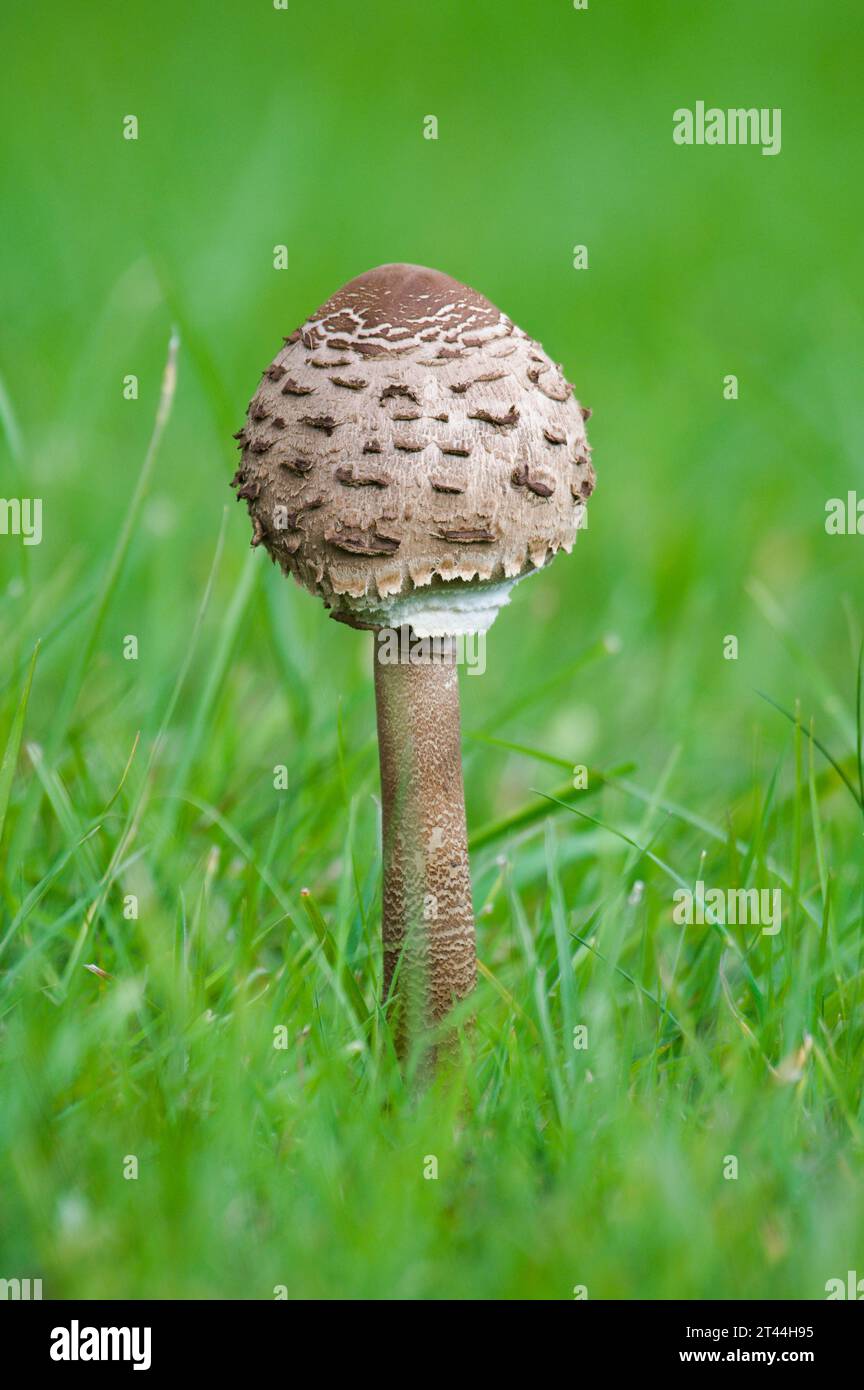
[231,263,595,631]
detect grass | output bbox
[1,0,863,1300]
[1,425,861,1298]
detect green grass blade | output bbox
[758,689,863,814]
[0,640,39,874]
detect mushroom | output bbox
[231,263,595,1061]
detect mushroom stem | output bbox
[373,631,476,1059]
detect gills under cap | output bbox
[231,263,595,635]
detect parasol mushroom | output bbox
[232,263,595,1059]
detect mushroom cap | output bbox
[231,263,595,632]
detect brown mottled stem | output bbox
[373,633,476,1058]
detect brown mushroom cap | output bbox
[231,263,595,632]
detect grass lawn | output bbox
[1,0,862,1299]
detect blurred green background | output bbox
[1,0,862,1300]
